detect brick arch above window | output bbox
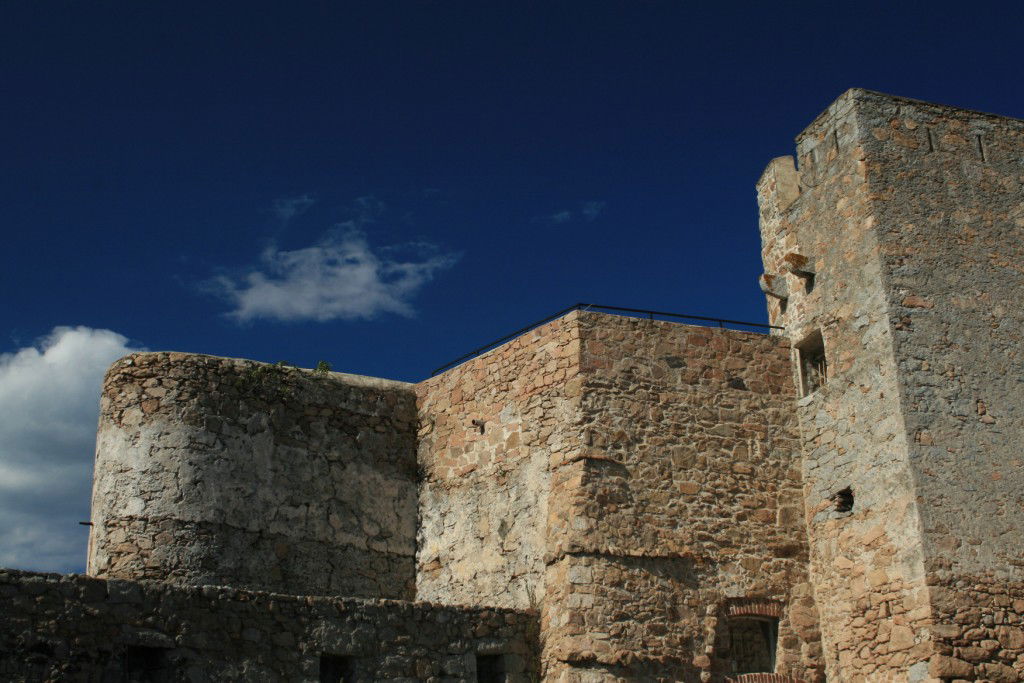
[725,600,784,619]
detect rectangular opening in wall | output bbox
[726,616,779,675]
[834,486,854,513]
[122,645,171,681]
[319,653,356,683]
[476,654,505,682]
[797,330,827,396]
[803,272,815,294]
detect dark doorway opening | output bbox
[121,645,172,682]
[320,653,357,683]
[725,617,779,675]
[476,654,505,682]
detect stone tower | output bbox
[757,89,1024,681]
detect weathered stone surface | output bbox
[758,88,1024,681]
[929,654,974,679]
[89,353,419,599]
[758,91,928,682]
[419,312,825,680]
[416,315,580,610]
[539,314,822,682]
[0,569,538,682]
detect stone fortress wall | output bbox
[5,314,822,682]
[0,568,539,682]
[1,90,1023,682]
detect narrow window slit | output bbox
[803,272,815,294]
[834,487,854,513]
[796,330,827,396]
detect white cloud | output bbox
[214,229,459,323]
[536,201,606,224]
[0,327,141,573]
[273,193,316,222]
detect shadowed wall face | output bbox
[858,93,1024,680]
[88,353,419,599]
[0,569,539,682]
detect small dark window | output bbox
[797,330,827,396]
[320,654,356,683]
[476,654,505,683]
[803,273,815,294]
[121,645,171,682]
[725,617,778,675]
[779,298,788,315]
[834,487,854,513]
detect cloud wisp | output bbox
[213,229,459,324]
[273,194,316,223]
[0,326,141,573]
[580,201,605,221]
[535,200,606,225]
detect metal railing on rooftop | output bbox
[430,303,783,376]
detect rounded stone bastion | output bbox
[87,352,419,599]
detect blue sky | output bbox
[1,2,1022,572]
